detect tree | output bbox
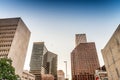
[0,58,20,80]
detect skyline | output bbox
[1,0,120,79]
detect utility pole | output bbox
[64,61,67,80]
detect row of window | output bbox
[0,34,14,38]
[0,44,11,47]
[0,42,12,46]
[0,26,16,28]
[0,29,16,32]
[0,28,16,31]
[22,76,34,80]
[0,48,9,51]
[0,53,8,56]
[0,30,16,34]
[0,31,15,35]
[0,24,17,26]
[0,36,14,38]
[0,55,8,58]
[0,25,17,28]
[72,74,94,80]
[0,39,13,42]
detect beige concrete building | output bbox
[0,18,31,77]
[57,70,65,80]
[21,70,35,80]
[102,24,120,80]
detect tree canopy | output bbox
[0,58,20,80]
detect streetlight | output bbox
[64,61,67,79]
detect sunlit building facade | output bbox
[0,18,31,77]
[71,34,100,80]
[102,25,120,80]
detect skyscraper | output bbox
[102,24,120,80]
[71,34,100,80]
[30,42,57,80]
[44,51,57,80]
[30,42,48,80]
[0,18,31,76]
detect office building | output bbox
[71,34,100,80]
[43,51,57,80]
[57,70,65,80]
[102,24,120,80]
[95,66,108,80]
[30,42,47,80]
[21,70,35,80]
[41,74,54,80]
[30,42,57,80]
[0,18,31,76]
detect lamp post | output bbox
[64,61,67,79]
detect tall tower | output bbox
[75,34,87,46]
[30,42,48,80]
[30,42,58,80]
[43,51,57,80]
[71,34,100,80]
[0,18,31,76]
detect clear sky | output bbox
[0,0,120,79]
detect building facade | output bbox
[21,70,35,80]
[71,34,100,80]
[95,66,108,80]
[0,18,31,77]
[30,42,48,80]
[102,25,120,80]
[30,42,57,80]
[75,34,87,46]
[41,74,54,80]
[57,70,65,80]
[43,51,57,80]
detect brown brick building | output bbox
[71,34,100,80]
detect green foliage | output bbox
[0,58,20,80]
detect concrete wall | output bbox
[102,25,120,80]
[8,18,31,77]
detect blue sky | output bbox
[1,0,120,79]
